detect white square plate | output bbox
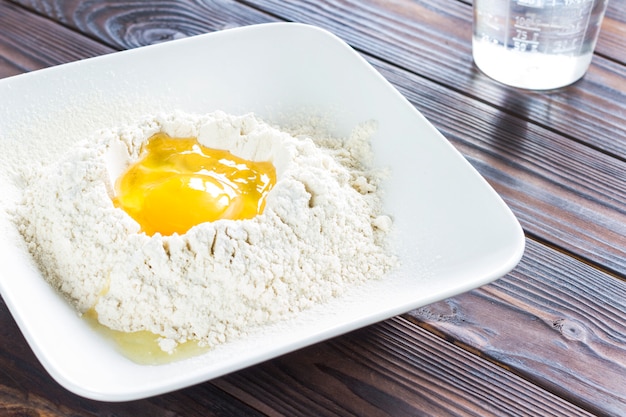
[0,23,524,401]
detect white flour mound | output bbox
[15,111,395,352]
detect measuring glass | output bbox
[473,0,609,90]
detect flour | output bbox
[15,111,395,353]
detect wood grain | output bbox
[409,238,626,416]
[9,0,278,49]
[213,316,596,417]
[597,1,626,64]
[0,1,115,73]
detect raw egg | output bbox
[113,132,276,236]
[84,308,207,365]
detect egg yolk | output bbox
[113,132,276,236]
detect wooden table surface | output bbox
[1,1,624,416]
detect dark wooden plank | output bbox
[0,56,25,78]
[598,1,626,62]
[0,1,115,75]
[12,0,625,65]
[212,315,596,417]
[9,0,278,49]
[239,0,626,159]
[409,238,626,416]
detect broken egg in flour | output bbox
[111,132,276,236]
[83,309,208,365]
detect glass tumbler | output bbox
[473,0,609,90]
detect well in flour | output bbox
[15,110,396,355]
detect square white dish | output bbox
[0,23,524,401]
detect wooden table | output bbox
[1,1,624,416]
